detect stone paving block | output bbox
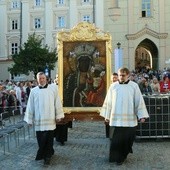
[0,121,170,170]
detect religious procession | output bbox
[0,66,170,169]
[1,0,170,169]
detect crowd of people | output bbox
[111,68,170,95]
[0,80,37,114]
[0,74,62,165]
[1,67,170,166]
[1,68,170,114]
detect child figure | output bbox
[86,64,106,106]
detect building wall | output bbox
[104,0,170,72]
[0,0,170,80]
[0,0,104,81]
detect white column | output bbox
[69,0,78,28]
[95,0,104,30]
[44,0,53,47]
[0,1,7,58]
[21,0,29,44]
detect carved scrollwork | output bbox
[57,22,111,42]
[56,22,112,113]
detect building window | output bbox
[142,0,151,17]
[82,0,90,3]
[35,0,41,6]
[34,18,41,29]
[83,15,90,22]
[11,1,20,9]
[11,43,18,54]
[58,16,65,28]
[57,0,64,4]
[12,20,18,30]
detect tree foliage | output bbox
[8,33,58,77]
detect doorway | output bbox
[135,38,158,70]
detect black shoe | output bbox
[60,141,65,146]
[35,156,43,161]
[44,158,51,165]
[109,159,115,163]
[51,150,54,155]
[116,161,123,165]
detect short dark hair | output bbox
[112,72,118,76]
[118,67,130,75]
[36,72,46,79]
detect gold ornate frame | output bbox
[57,22,112,113]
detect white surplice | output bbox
[100,81,149,127]
[24,84,64,131]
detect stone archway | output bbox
[135,38,158,70]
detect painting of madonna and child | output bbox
[63,42,107,108]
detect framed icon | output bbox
[57,22,112,113]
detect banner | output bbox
[114,48,123,73]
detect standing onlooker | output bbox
[160,74,170,93]
[111,72,118,83]
[15,82,26,114]
[24,72,64,165]
[150,77,160,94]
[25,81,32,99]
[141,81,152,95]
[138,77,146,93]
[100,67,149,165]
[7,90,17,114]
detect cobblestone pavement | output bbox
[0,121,170,170]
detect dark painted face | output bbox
[78,56,91,72]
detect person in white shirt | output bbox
[100,67,149,165]
[24,72,64,165]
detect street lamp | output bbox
[45,64,49,77]
[117,42,121,49]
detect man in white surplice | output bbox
[100,67,149,165]
[24,72,64,165]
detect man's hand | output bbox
[56,118,63,123]
[140,118,146,123]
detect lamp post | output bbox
[44,63,51,83]
[114,42,123,72]
[117,42,121,49]
[45,64,49,77]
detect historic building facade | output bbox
[0,0,170,80]
[105,0,170,72]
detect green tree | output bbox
[8,33,57,78]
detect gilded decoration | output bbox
[57,22,112,113]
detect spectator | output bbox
[15,82,26,114]
[111,72,118,83]
[25,81,32,98]
[7,90,17,113]
[138,77,146,93]
[141,81,152,95]
[150,77,160,94]
[160,74,170,93]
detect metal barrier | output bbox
[136,94,170,139]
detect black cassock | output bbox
[54,121,69,145]
[109,126,136,163]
